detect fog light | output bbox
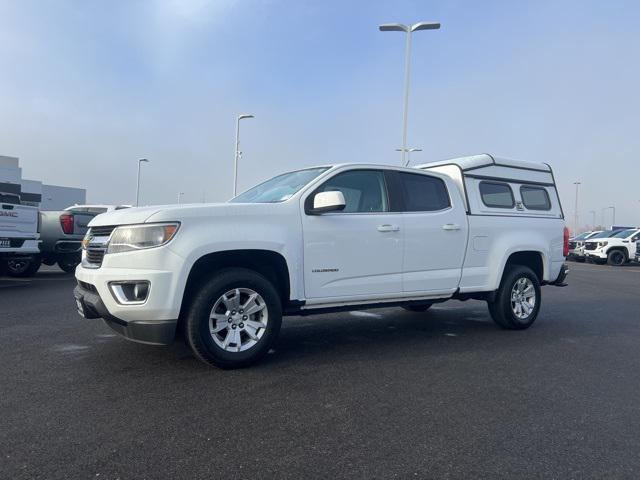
[109,281,150,305]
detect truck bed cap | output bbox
[416,154,551,173]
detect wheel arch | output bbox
[606,247,628,263]
[500,250,545,285]
[178,249,291,322]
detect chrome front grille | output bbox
[85,247,106,266]
[84,225,116,268]
[90,226,116,237]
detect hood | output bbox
[88,205,167,227]
[88,202,288,227]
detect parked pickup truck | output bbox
[568,230,601,262]
[584,228,640,266]
[0,195,41,277]
[74,154,569,368]
[39,205,130,273]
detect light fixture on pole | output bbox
[609,205,616,225]
[135,158,149,207]
[233,114,255,197]
[379,21,440,166]
[395,147,422,167]
[602,206,615,227]
[573,181,581,233]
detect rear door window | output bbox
[520,186,551,211]
[398,172,450,212]
[479,182,514,209]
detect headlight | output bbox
[107,223,179,254]
[598,241,608,247]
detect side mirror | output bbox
[309,191,346,215]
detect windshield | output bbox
[611,229,637,239]
[573,232,592,240]
[589,230,622,239]
[68,206,108,214]
[230,167,330,203]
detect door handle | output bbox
[442,223,461,231]
[377,224,400,232]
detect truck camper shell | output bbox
[416,154,564,219]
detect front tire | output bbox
[488,265,541,330]
[607,250,626,266]
[185,268,282,369]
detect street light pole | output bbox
[233,114,255,197]
[573,181,581,233]
[379,21,440,166]
[395,147,422,167]
[589,210,596,228]
[178,192,184,204]
[135,158,149,207]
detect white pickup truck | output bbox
[74,154,569,368]
[0,194,40,277]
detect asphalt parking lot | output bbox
[1,263,640,479]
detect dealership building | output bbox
[0,155,86,210]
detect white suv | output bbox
[74,154,568,368]
[584,228,640,266]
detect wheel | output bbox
[402,302,433,313]
[488,265,541,330]
[58,259,79,273]
[6,256,42,278]
[607,250,626,266]
[184,268,282,369]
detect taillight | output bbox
[60,213,74,234]
[563,226,570,257]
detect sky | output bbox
[1,0,639,228]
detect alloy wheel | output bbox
[510,277,536,320]
[209,288,269,353]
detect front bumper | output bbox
[586,250,607,260]
[74,284,177,345]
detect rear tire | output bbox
[6,256,41,278]
[607,250,626,266]
[185,268,282,369]
[402,302,433,313]
[488,265,541,330]
[58,259,79,273]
